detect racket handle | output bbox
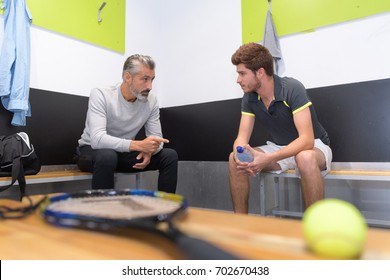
[176,234,240,260]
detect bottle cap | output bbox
[236,146,244,153]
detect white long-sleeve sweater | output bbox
[78,83,163,153]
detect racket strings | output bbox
[47,195,181,220]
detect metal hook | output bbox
[98,2,106,23]
[268,0,272,12]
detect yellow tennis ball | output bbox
[303,199,367,259]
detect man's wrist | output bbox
[129,140,139,152]
[267,152,278,164]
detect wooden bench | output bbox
[0,169,141,190]
[259,166,390,228]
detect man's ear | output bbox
[124,71,132,82]
[256,67,264,79]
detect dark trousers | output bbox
[76,146,178,193]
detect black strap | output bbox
[17,157,27,200]
[0,155,25,201]
[0,195,47,219]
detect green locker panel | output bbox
[25,0,125,53]
[242,0,390,44]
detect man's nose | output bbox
[147,81,153,91]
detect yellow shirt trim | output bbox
[242,111,255,117]
[292,102,312,114]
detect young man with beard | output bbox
[76,54,178,193]
[229,43,332,213]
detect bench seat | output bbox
[279,169,390,180]
[0,170,93,186]
[0,169,141,188]
[259,167,390,228]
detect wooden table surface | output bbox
[1,195,390,260]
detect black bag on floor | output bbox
[0,132,41,199]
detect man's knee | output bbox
[160,148,178,163]
[295,150,318,172]
[95,149,118,167]
[228,152,237,172]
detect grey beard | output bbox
[134,92,148,103]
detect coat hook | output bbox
[98,2,106,23]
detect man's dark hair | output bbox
[231,43,274,76]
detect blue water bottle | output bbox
[236,146,254,162]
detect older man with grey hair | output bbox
[76,54,178,193]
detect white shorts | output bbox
[258,139,332,177]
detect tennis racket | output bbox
[41,189,239,260]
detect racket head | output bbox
[40,189,187,230]
[41,189,240,260]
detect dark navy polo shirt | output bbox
[241,75,330,146]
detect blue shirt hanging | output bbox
[0,0,32,126]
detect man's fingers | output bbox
[155,137,169,143]
[132,164,145,170]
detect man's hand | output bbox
[133,152,151,169]
[236,145,271,177]
[131,136,169,154]
[249,145,270,174]
[234,144,256,176]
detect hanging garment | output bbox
[262,10,285,76]
[0,0,32,126]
